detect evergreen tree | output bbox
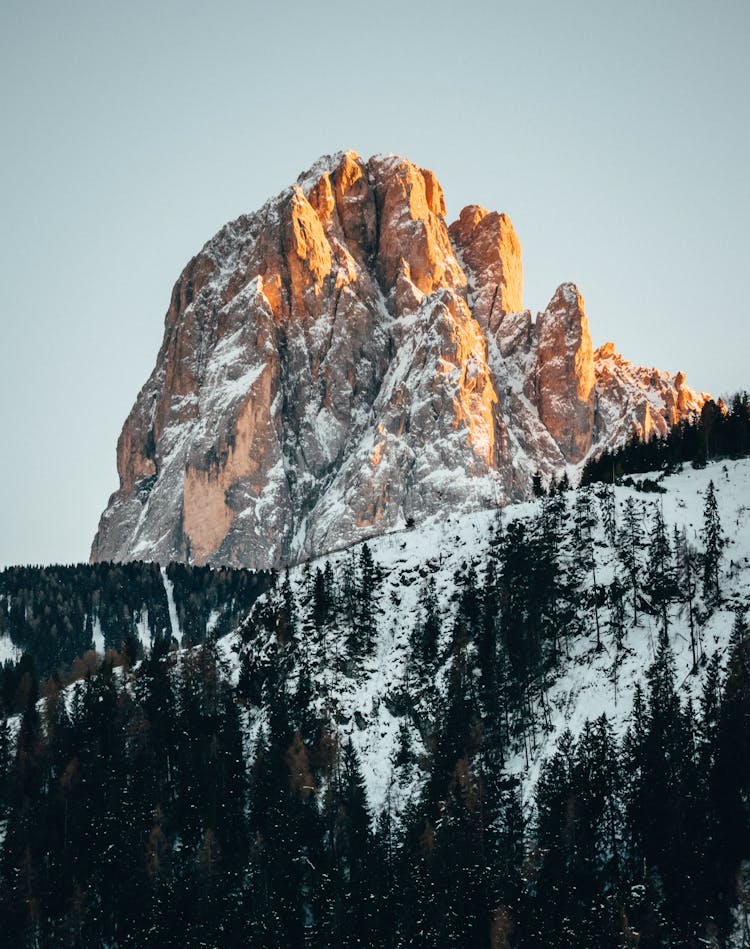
[601,483,617,546]
[646,502,674,636]
[357,544,379,656]
[312,566,331,633]
[701,479,724,607]
[531,470,545,497]
[416,575,442,674]
[674,526,701,669]
[573,489,602,650]
[713,608,750,887]
[618,497,643,624]
[277,567,297,645]
[325,741,378,946]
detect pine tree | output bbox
[607,576,626,704]
[416,575,441,674]
[277,567,296,645]
[633,629,702,938]
[619,497,643,624]
[357,544,378,655]
[0,716,10,816]
[573,489,602,650]
[601,483,617,546]
[321,740,378,946]
[716,609,750,842]
[312,566,330,633]
[674,526,701,669]
[646,503,674,636]
[701,480,724,607]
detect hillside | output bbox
[231,457,750,812]
[1,458,749,945]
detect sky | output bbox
[0,0,748,568]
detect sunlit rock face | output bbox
[536,283,596,464]
[91,151,707,569]
[593,341,707,446]
[448,204,523,329]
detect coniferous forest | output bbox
[581,393,750,487]
[0,461,749,947]
[0,561,271,682]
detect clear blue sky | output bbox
[1,0,748,567]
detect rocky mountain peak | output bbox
[448,204,523,328]
[91,152,707,570]
[536,283,596,463]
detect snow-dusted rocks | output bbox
[594,340,708,445]
[91,151,707,569]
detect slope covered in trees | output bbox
[581,392,750,487]
[0,561,271,687]
[0,459,749,946]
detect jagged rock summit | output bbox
[91,151,707,569]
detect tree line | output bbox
[0,474,746,946]
[580,392,750,487]
[0,560,271,687]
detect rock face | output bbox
[536,283,596,463]
[448,205,523,328]
[91,151,708,569]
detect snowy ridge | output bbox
[227,457,750,816]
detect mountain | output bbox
[91,151,706,570]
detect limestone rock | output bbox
[449,205,523,329]
[594,343,708,445]
[536,283,596,463]
[91,152,707,569]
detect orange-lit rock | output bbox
[421,168,447,218]
[536,283,596,463]
[368,155,465,298]
[449,205,523,328]
[90,151,709,570]
[593,343,707,445]
[285,187,333,301]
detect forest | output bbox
[0,560,271,697]
[0,464,748,947]
[580,392,750,487]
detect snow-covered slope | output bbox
[224,457,749,815]
[91,151,706,570]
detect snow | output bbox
[295,150,354,194]
[135,608,151,648]
[225,456,750,819]
[92,615,105,653]
[0,634,21,665]
[161,566,182,646]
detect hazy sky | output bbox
[1,0,748,567]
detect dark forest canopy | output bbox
[580,392,750,487]
[0,560,272,687]
[0,466,748,946]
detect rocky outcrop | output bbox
[536,283,596,463]
[593,341,708,446]
[448,205,523,329]
[91,150,707,569]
